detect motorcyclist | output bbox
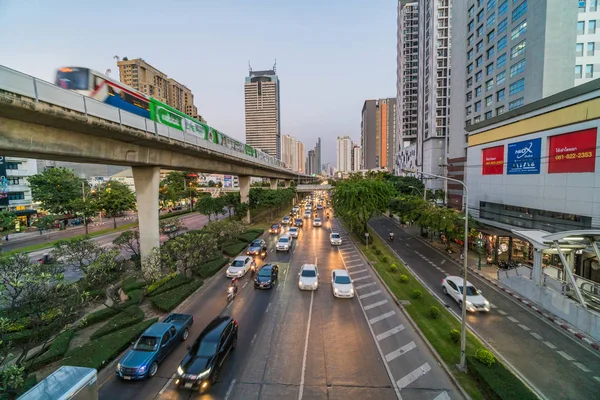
[389,231,394,241]
[229,277,239,295]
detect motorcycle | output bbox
[38,253,54,264]
[389,233,394,242]
[227,286,237,302]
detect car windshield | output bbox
[258,268,272,277]
[279,237,289,243]
[301,269,316,277]
[250,240,262,247]
[459,285,479,296]
[271,225,278,229]
[334,275,351,284]
[290,228,297,232]
[134,336,158,351]
[195,340,218,357]
[315,218,321,222]
[231,260,245,267]
[331,234,340,239]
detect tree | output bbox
[71,196,99,235]
[96,180,136,229]
[0,211,17,233]
[141,247,165,284]
[207,180,216,187]
[221,192,239,218]
[113,230,140,259]
[195,196,223,222]
[36,215,57,235]
[204,219,245,251]
[53,237,103,274]
[84,249,121,287]
[27,167,85,215]
[162,232,218,277]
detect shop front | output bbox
[475,220,533,266]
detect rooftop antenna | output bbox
[248,60,252,74]
[105,68,111,76]
[273,58,277,73]
[114,55,120,62]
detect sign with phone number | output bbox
[482,145,504,175]
[548,128,597,173]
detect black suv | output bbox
[254,264,279,289]
[176,316,238,393]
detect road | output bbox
[98,209,463,400]
[370,217,600,400]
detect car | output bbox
[303,212,311,219]
[162,224,178,234]
[225,256,255,278]
[330,232,342,245]
[246,239,267,259]
[313,218,322,227]
[288,227,299,238]
[254,264,279,289]
[317,204,323,210]
[331,270,354,298]
[116,314,194,380]
[282,216,291,225]
[292,206,300,214]
[298,264,319,290]
[442,276,490,312]
[276,234,291,252]
[176,316,238,393]
[269,224,282,234]
[294,218,304,227]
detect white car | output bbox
[276,234,292,252]
[288,227,299,238]
[442,276,490,312]
[330,232,342,245]
[304,212,311,219]
[298,264,319,290]
[313,218,322,227]
[331,269,354,298]
[282,216,291,225]
[226,256,255,278]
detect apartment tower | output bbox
[336,136,353,173]
[361,98,397,171]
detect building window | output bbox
[486,63,494,75]
[497,70,506,85]
[576,65,583,78]
[468,35,474,46]
[467,77,473,87]
[497,53,506,67]
[466,105,472,115]
[8,193,25,201]
[475,86,482,97]
[498,0,508,16]
[477,9,485,23]
[576,43,584,57]
[511,40,526,59]
[7,177,20,185]
[485,111,493,119]
[578,21,585,35]
[497,105,506,115]
[510,59,526,77]
[512,1,527,22]
[475,101,482,112]
[487,29,496,43]
[580,0,587,12]
[487,46,495,59]
[476,56,483,67]
[477,25,485,37]
[588,42,595,56]
[469,5,475,17]
[592,0,598,12]
[487,0,496,10]
[5,162,19,170]
[509,97,524,110]
[589,20,597,34]
[586,64,594,78]
[467,91,473,102]
[487,13,496,27]
[486,79,494,91]
[511,20,527,40]
[467,63,474,73]
[476,71,483,82]
[466,119,472,127]
[468,49,474,60]
[468,20,475,33]
[474,115,482,123]
[497,35,507,50]
[497,88,505,101]
[485,95,493,106]
[509,78,525,95]
[477,40,484,53]
[498,18,508,34]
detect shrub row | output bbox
[78,307,120,330]
[146,272,178,295]
[159,209,191,220]
[150,280,203,312]
[148,275,191,298]
[62,318,158,370]
[86,288,106,300]
[223,242,247,257]
[28,330,75,371]
[467,355,537,400]
[194,257,229,279]
[4,323,59,346]
[122,277,146,293]
[90,306,145,340]
[237,231,262,243]
[119,289,143,309]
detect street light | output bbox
[403,168,470,371]
[408,185,426,200]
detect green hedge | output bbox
[146,272,178,295]
[78,307,120,330]
[62,318,158,370]
[148,275,191,298]
[467,356,537,400]
[4,323,58,346]
[28,330,75,371]
[237,232,262,243]
[194,257,228,279]
[223,242,247,257]
[119,289,143,309]
[86,288,106,300]
[122,277,146,293]
[159,209,191,220]
[150,280,203,312]
[90,306,145,340]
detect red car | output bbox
[269,224,282,234]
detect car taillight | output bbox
[442,279,445,284]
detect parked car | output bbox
[329,232,342,245]
[176,316,238,393]
[332,269,354,298]
[254,264,279,289]
[226,256,255,278]
[298,264,319,290]
[276,234,291,252]
[247,239,267,259]
[269,224,282,234]
[116,314,194,380]
[442,276,490,312]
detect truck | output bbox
[18,366,97,400]
[115,313,194,380]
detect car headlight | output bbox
[197,368,211,379]
[484,300,490,307]
[466,301,473,308]
[177,366,184,376]
[349,288,354,294]
[334,288,339,294]
[138,365,146,373]
[313,282,318,287]
[116,363,121,371]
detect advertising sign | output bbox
[0,156,8,207]
[548,128,597,173]
[224,175,233,188]
[482,145,504,175]
[507,137,542,175]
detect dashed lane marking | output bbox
[544,341,557,349]
[397,362,431,389]
[507,316,519,323]
[355,282,377,290]
[376,325,405,341]
[265,302,272,313]
[593,376,600,383]
[224,379,236,400]
[158,374,176,395]
[490,303,497,308]
[352,275,371,282]
[369,311,396,325]
[359,290,382,300]
[346,264,364,269]
[530,332,543,340]
[574,362,591,372]
[363,299,389,311]
[385,341,417,362]
[557,351,575,361]
[518,324,530,331]
[497,310,507,315]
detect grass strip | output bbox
[27,330,75,371]
[237,231,262,243]
[90,306,145,340]
[150,280,203,312]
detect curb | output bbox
[387,218,600,353]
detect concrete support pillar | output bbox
[132,166,160,262]
[284,180,291,188]
[270,178,278,190]
[532,249,543,286]
[239,175,251,224]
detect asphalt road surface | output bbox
[370,217,600,400]
[97,209,463,400]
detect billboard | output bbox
[507,137,542,175]
[548,128,597,173]
[224,175,233,188]
[0,156,8,207]
[482,145,504,175]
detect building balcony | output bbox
[6,169,32,177]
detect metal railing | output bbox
[0,65,301,177]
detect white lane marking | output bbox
[266,302,272,313]
[352,275,371,282]
[158,373,176,395]
[369,311,396,325]
[489,303,497,308]
[544,341,557,349]
[574,362,591,372]
[376,325,405,341]
[350,269,368,275]
[440,259,446,264]
[355,282,377,290]
[497,310,507,315]
[433,392,451,400]
[346,264,364,269]
[507,316,519,323]
[226,300,234,309]
[557,351,574,361]
[343,250,357,254]
[385,341,417,362]
[593,376,600,383]
[251,333,257,345]
[224,379,236,400]
[530,332,543,340]
[397,362,431,389]
[344,260,364,264]
[363,299,389,311]
[518,324,530,331]
[242,281,248,289]
[359,290,382,300]
[298,290,314,400]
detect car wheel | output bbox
[148,361,158,378]
[442,286,448,295]
[458,300,463,309]
[181,328,189,341]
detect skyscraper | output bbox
[306,150,316,175]
[315,137,322,174]
[296,141,306,173]
[361,98,397,171]
[352,144,362,171]
[336,136,352,172]
[280,134,296,170]
[244,65,281,159]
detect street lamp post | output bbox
[408,185,426,201]
[403,168,470,371]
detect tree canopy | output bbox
[96,180,136,228]
[28,167,86,215]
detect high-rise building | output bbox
[352,144,363,171]
[296,141,306,173]
[315,138,322,174]
[395,0,450,191]
[167,78,202,121]
[306,150,316,175]
[244,66,281,158]
[336,136,353,172]
[361,98,397,171]
[1,156,38,228]
[447,0,599,209]
[281,134,299,171]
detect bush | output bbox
[475,348,496,367]
[118,289,143,309]
[390,263,398,272]
[86,289,106,300]
[159,209,190,220]
[381,255,389,263]
[90,306,145,340]
[78,307,120,329]
[148,275,191,298]
[238,231,262,243]
[223,242,247,257]
[466,356,537,400]
[450,329,461,344]
[411,289,423,299]
[122,277,146,293]
[146,272,178,295]
[28,330,75,371]
[428,306,440,319]
[62,318,158,370]
[150,280,203,312]
[373,248,382,256]
[194,257,229,279]
[4,323,58,346]
[399,274,409,283]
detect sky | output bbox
[0,0,396,166]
